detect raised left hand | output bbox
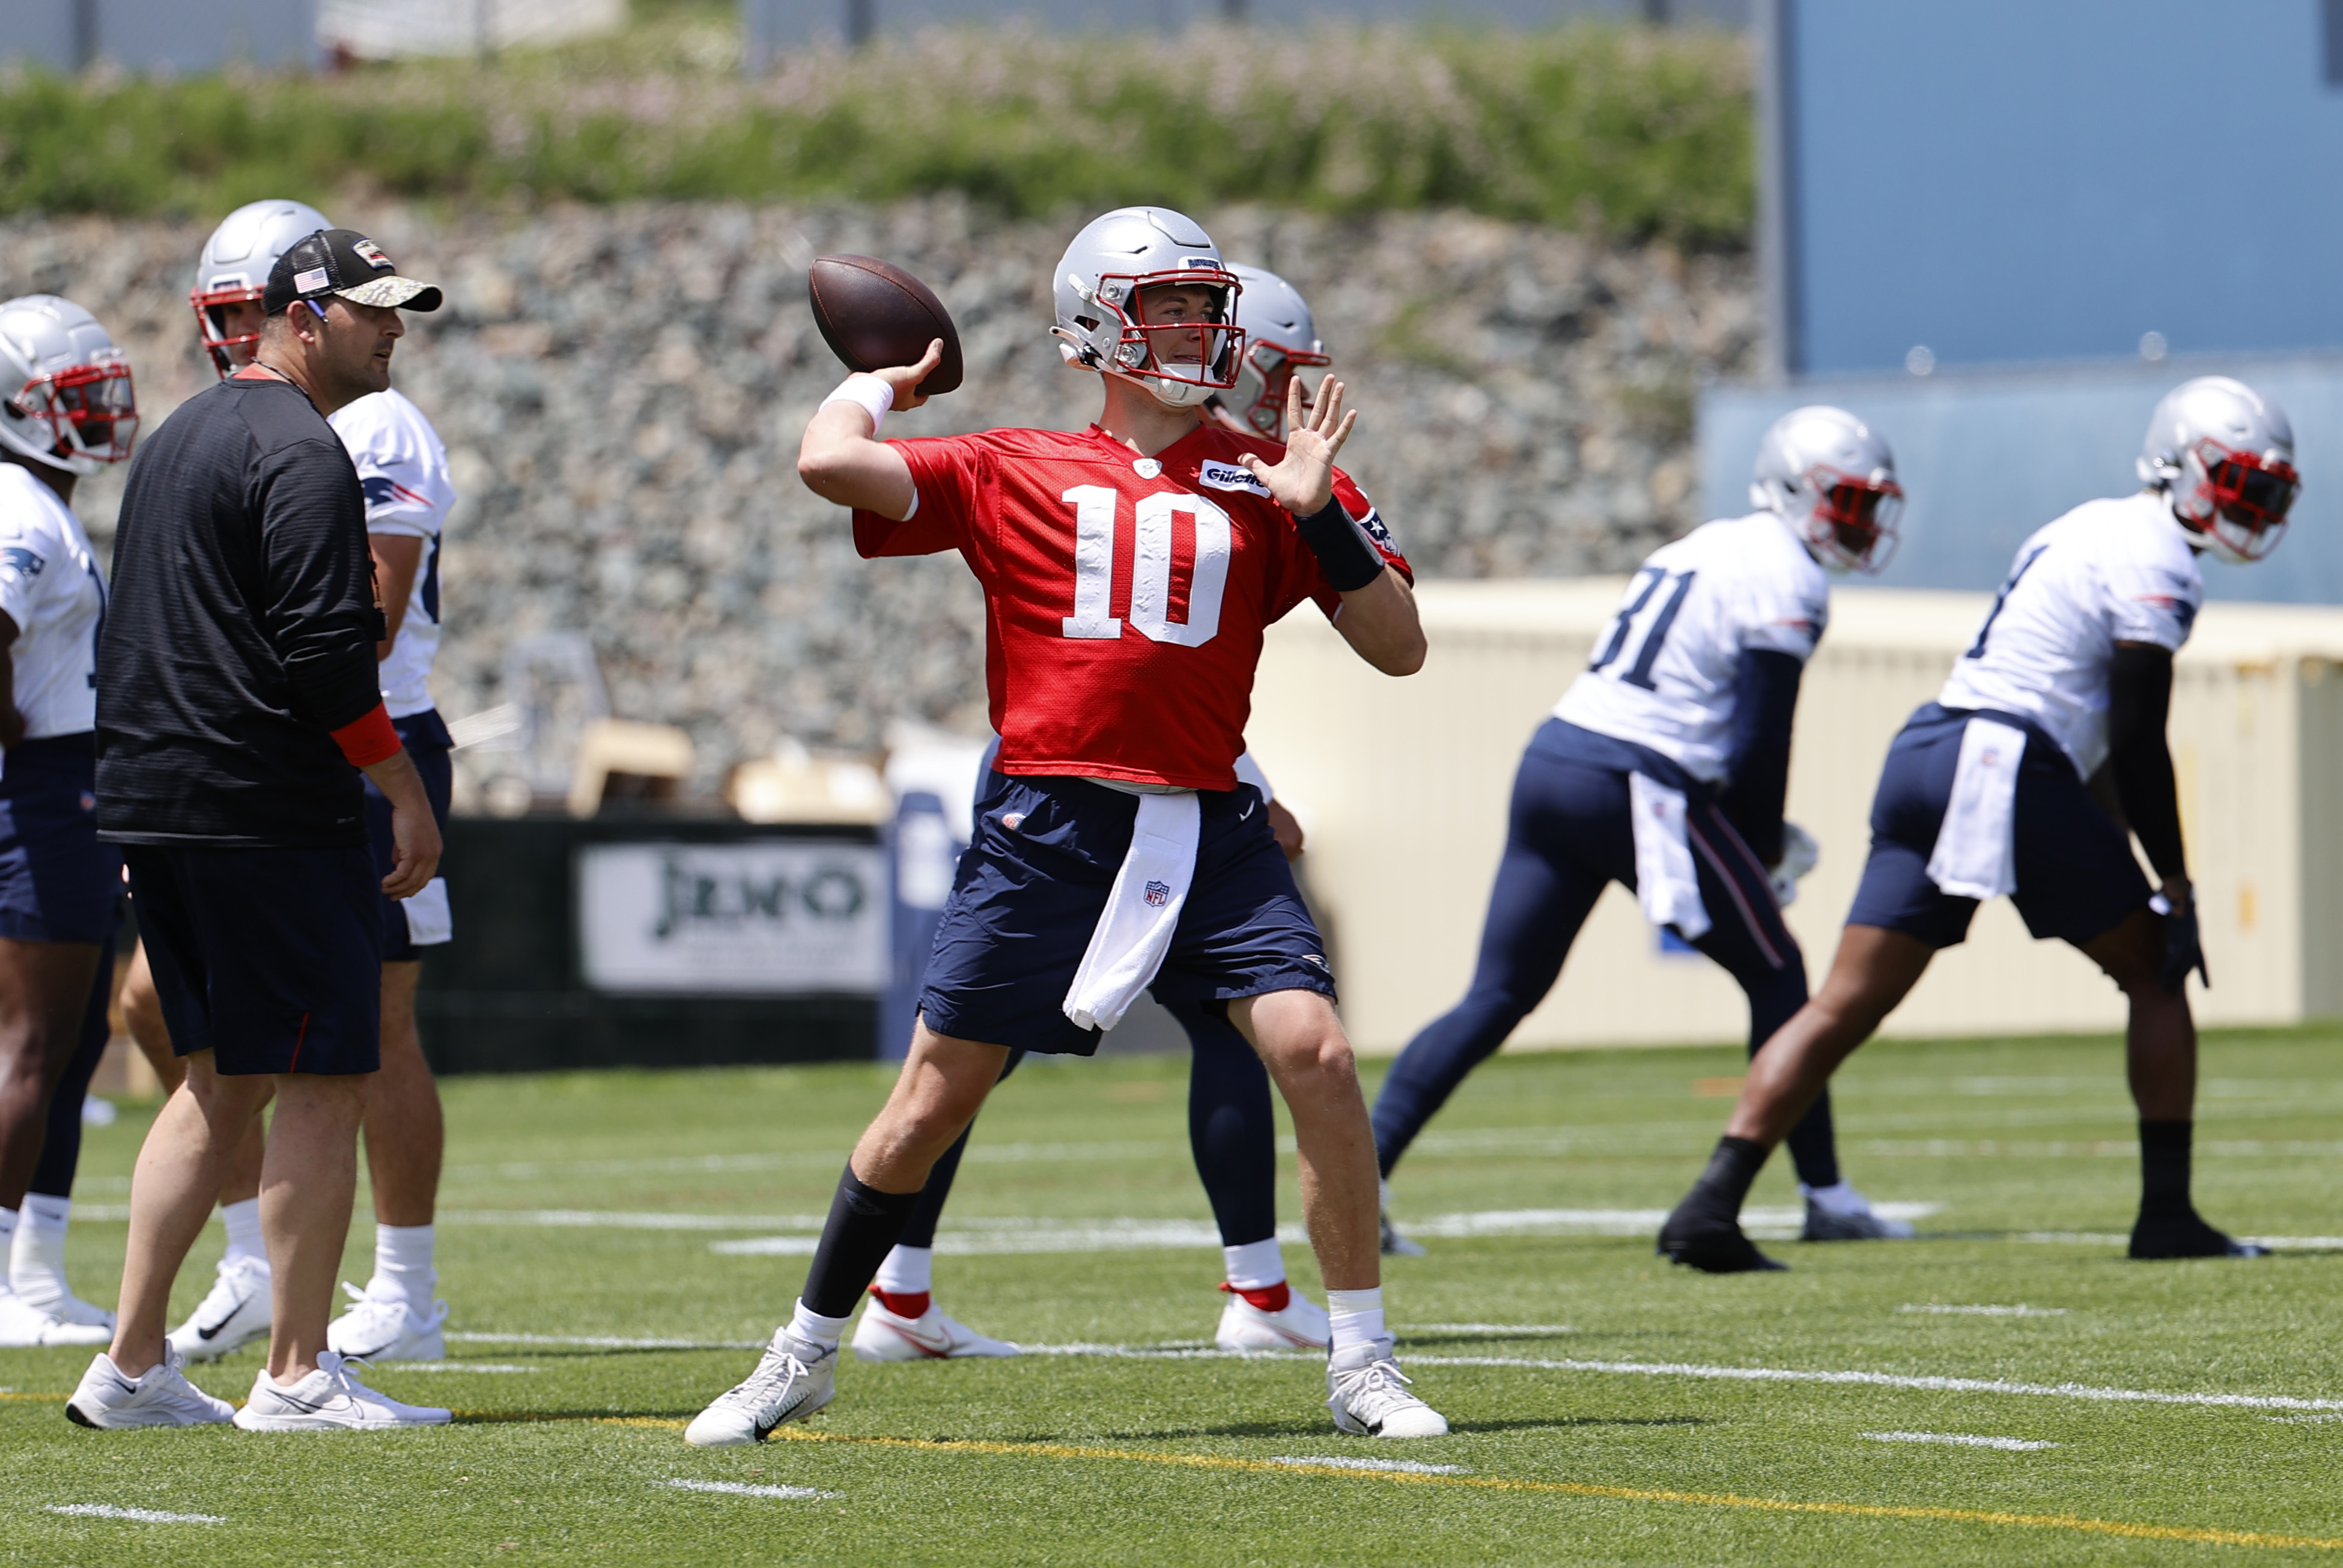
[1238,373,1357,515]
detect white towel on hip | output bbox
[400,877,454,946]
[1925,717,2027,901]
[1062,790,1203,1032]
[1628,771,1711,941]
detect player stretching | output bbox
[690,208,1447,1443]
[0,297,139,1346]
[1661,377,2295,1271]
[853,266,1372,1362]
[148,199,460,1363]
[1372,408,1913,1250]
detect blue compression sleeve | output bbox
[1718,648,1804,868]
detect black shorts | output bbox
[1845,703,2151,950]
[362,710,454,962]
[919,774,1335,1057]
[125,843,383,1076]
[0,734,121,945]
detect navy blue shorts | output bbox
[362,710,453,962]
[124,843,383,1075]
[920,774,1335,1056]
[0,733,121,945]
[1846,703,2151,949]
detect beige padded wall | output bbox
[1250,582,2343,1056]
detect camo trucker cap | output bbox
[263,228,444,315]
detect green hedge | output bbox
[0,23,1750,240]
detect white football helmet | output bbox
[1750,405,1903,573]
[192,197,333,378]
[1051,206,1244,409]
[2137,375,2299,565]
[0,296,138,476]
[1221,264,1330,439]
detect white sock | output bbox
[0,1207,17,1298]
[1324,1287,1387,1355]
[371,1223,437,1305]
[1222,1238,1286,1292]
[786,1298,852,1352]
[220,1197,266,1266]
[874,1245,933,1295]
[11,1194,71,1310]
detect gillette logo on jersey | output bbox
[853,422,1406,791]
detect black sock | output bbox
[802,1165,922,1319]
[1689,1135,1772,1216]
[2139,1120,2193,1218]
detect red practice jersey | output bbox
[854,422,1409,790]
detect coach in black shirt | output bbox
[70,231,451,1433]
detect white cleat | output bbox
[232,1351,452,1432]
[65,1348,236,1429]
[327,1283,449,1362]
[850,1294,1019,1362]
[1215,1287,1331,1352]
[685,1329,836,1447]
[1800,1181,1916,1241]
[0,1288,112,1348]
[166,1254,273,1363]
[1326,1340,1449,1438]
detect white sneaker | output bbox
[1799,1181,1916,1241]
[166,1254,273,1362]
[1215,1286,1331,1351]
[850,1293,1019,1361]
[327,1282,449,1361]
[1326,1340,1449,1438]
[685,1329,836,1447]
[65,1348,236,1429]
[231,1351,452,1432]
[0,1288,112,1348]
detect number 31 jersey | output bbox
[854,422,1408,791]
[1554,511,1828,786]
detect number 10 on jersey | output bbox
[1060,485,1231,648]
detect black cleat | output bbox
[1658,1201,1787,1274]
[2130,1209,2270,1260]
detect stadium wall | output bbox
[1251,580,2343,1055]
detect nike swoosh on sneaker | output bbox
[752,1390,816,1439]
[194,1306,245,1340]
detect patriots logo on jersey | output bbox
[360,475,433,511]
[0,545,44,582]
[1356,508,1400,552]
[1143,880,1172,907]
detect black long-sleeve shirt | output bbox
[96,375,385,848]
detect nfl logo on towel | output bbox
[1144,881,1172,908]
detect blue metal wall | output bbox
[1779,0,2343,377]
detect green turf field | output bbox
[8,1027,2343,1564]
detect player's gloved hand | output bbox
[1767,821,1820,908]
[2157,892,2210,994]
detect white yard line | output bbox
[665,1478,836,1501]
[444,1332,765,1351]
[1862,1431,2058,1451]
[1408,1323,1576,1336]
[1271,1455,1470,1474]
[370,1363,539,1373]
[1900,1304,2068,1317]
[46,1504,223,1524]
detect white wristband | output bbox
[822,372,895,435]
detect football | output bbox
[806,254,964,397]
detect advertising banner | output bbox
[577,840,887,994]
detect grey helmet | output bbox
[0,296,138,476]
[1222,263,1330,439]
[1050,206,1244,410]
[1750,404,1903,573]
[2137,375,2299,565]
[192,197,333,378]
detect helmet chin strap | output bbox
[1108,368,1212,411]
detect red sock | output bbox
[1220,1280,1291,1314]
[871,1287,931,1319]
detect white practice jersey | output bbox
[330,388,455,720]
[0,463,105,741]
[1937,491,2201,780]
[1554,512,1829,785]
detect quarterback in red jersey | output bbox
[688,207,1448,1446]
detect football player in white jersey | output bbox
[1370,407,1912,1252]
[0,296,139,1346]
[1661,377,2296,1270]
[148,199,461,1361]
